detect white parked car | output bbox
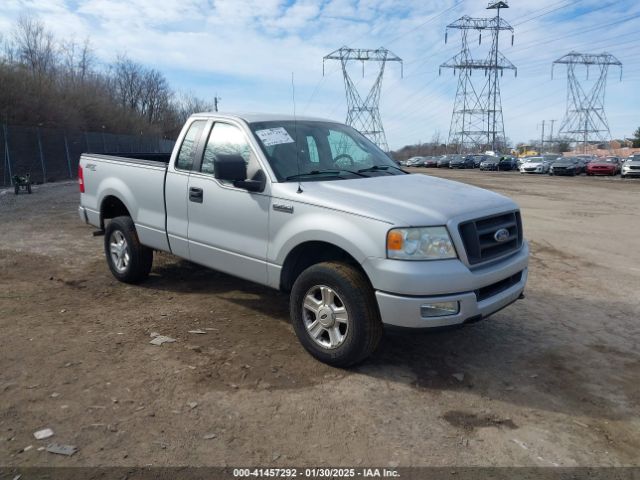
[520,157,550,174]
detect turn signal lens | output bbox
[387,231,404,250]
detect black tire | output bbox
[290,261,382,367]
[104,216,153,284]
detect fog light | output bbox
[420,301,459,317]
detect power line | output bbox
[323,47,403,151]
[440,1,516,153]
[553,52,623,151]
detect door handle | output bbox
[189,187,203,203]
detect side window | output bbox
[306,136,319,163]
[176,120,206,171]
[201,122,251,175]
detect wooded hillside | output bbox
[0,16,212,138]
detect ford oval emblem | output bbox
[494,228,510,243]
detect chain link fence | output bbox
[1,124,175,187]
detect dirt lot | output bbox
[1,170,639,468]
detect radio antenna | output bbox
[291,72,303,194]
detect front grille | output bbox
[629,165,640,170]
[458,211,523,265]
[475,271,523,302]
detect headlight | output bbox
[387,227,457,260]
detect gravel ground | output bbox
[0,170,639,468]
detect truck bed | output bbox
[86,152,172,165]
[80,153,171,252]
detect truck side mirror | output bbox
[214,154,247,182]
[213,154,265,193]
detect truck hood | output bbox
[274,174,517,226]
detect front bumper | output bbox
[622,168,640,177]
[551,168,575,175]
[366,244,529,329]
[587,168,615,175]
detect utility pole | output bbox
[540,120,546,153]
[549,119,556,150]
[323,47,402,151]
[214,94,221,112]
[440,2,516,154]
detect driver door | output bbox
[186,121,270,285]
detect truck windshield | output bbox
[249,120,404,182]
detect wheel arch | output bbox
[100,195,132,229]
[279,240,368,293]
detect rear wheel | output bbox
[104,216,153,284]
[290,262,382,367]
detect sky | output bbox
[1,0,639,149]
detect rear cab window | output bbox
[175,120,207,171]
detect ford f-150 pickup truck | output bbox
[79,113,528,366]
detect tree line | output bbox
[0,16,213,139]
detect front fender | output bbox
[268,206,391,287]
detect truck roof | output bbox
[190,112,338,124]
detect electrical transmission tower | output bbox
[323,47,402,152]
[440,1,516,154]
[552,52,622,153]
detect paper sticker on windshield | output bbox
[255,127,295,147]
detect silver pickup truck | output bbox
[79,113,528,366]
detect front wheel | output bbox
[290,262,382,367]
[104,216,153,284]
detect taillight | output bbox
[78,165,85,193]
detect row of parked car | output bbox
[400,153,640,178]
[400,154,519,170]
[519,153,640,178]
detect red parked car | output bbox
[586,157,620,176]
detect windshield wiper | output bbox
[285,170,343,181]
[357,164,406,174]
